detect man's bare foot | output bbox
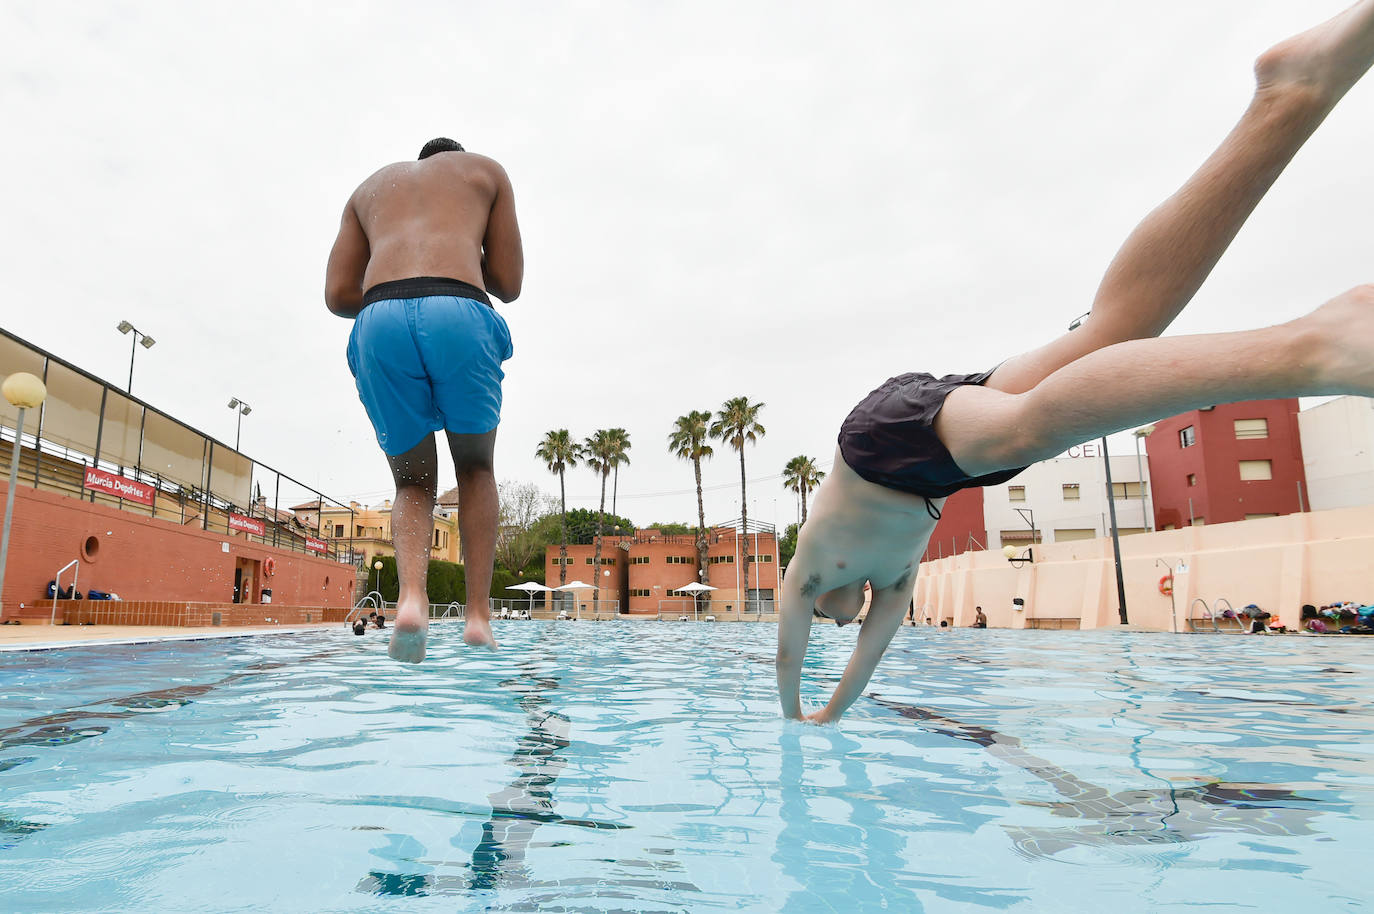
[388,602,429,663]
[463,610,499,650]
[1255,0,1374,102]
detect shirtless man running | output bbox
[779,2,1374,723]
[325,137,523,661]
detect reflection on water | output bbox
[870,696,1339,862]
[1,627,1372,911]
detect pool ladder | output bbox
[1187,597,1245,633]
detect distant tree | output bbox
[495,480,557,578]
[584,429,625,614]
[782,455,827,525]
[606,427,632,516]
[648,522,695,536]
[535,430,582,584]
[779,522,800,569]
[560,508,636,544]
[669,409,715,584]
[710,397,765,573]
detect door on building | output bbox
[233,558,260,604]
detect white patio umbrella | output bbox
[672,581,716,619]
[507,581,554,616]
[555,580,595,619]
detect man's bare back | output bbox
[325,150,522,316]
[325,138,524,662]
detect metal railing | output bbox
[49,559,79,625]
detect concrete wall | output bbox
[1299,396,1374,511]
[912,504,1374,631]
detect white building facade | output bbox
[1297,396,1374,511]
[982,444,1154,549]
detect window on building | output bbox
[1111,481,1146,499]
[632,555,650,565]
[1053,528,1097,542]
[334,524,344,537]
[709,554,734,565]
[1191,516,1205,526]
[665,555,696,564]
[1008,486,1026,502]
[1186,473,1197,487]
[1244,513,1279,520]
[756,554,773,563]
[629,588,651,598]
[1179,426,1196,448]
[1062,484,1080,501]
[1234,418,1269,440]
[1238,459,1273,481]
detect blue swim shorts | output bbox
[347,277,513,456]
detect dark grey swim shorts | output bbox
[838,369,1028,500]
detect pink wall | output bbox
[913,504,1374,630]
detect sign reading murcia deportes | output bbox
[229,513,266,537]
[305,537,327,553]
[83,467,155,506]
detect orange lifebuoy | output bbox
[1158,574,1173,596]
[264,557,277,577]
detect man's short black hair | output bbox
[419,137,465,159]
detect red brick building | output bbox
[920,487,987,562]
[1145,399,1307,529]
[545,526,780,615]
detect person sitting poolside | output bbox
[778,1,1374,724]
[972,607,988,629]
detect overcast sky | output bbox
[2,1,1370,528]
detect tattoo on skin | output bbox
[799,573,822,598]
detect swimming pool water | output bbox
[0,624,1370,912]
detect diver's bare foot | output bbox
[1254,0,1374,102]
[388,603,428,663]
[463,612,499,650]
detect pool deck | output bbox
[0,621,343,651]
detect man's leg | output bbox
[386,435,438,663]
[981,0,1374,397]
[447,429,499,649]
[940,285,1374,475]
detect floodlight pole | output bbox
[1101,437,1130,625]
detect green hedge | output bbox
[371,556,529,605]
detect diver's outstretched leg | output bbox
[983,0,1374,396]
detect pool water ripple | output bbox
[0,624,1371,911]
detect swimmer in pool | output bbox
[326,138,523,661]
[779,1,1374,723]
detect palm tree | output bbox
[783,455,827,525]
[710,397,765,599]
[584,429,620,614]
[669,410,715,583]
[535,430,582,586]
[606,427,632,516]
